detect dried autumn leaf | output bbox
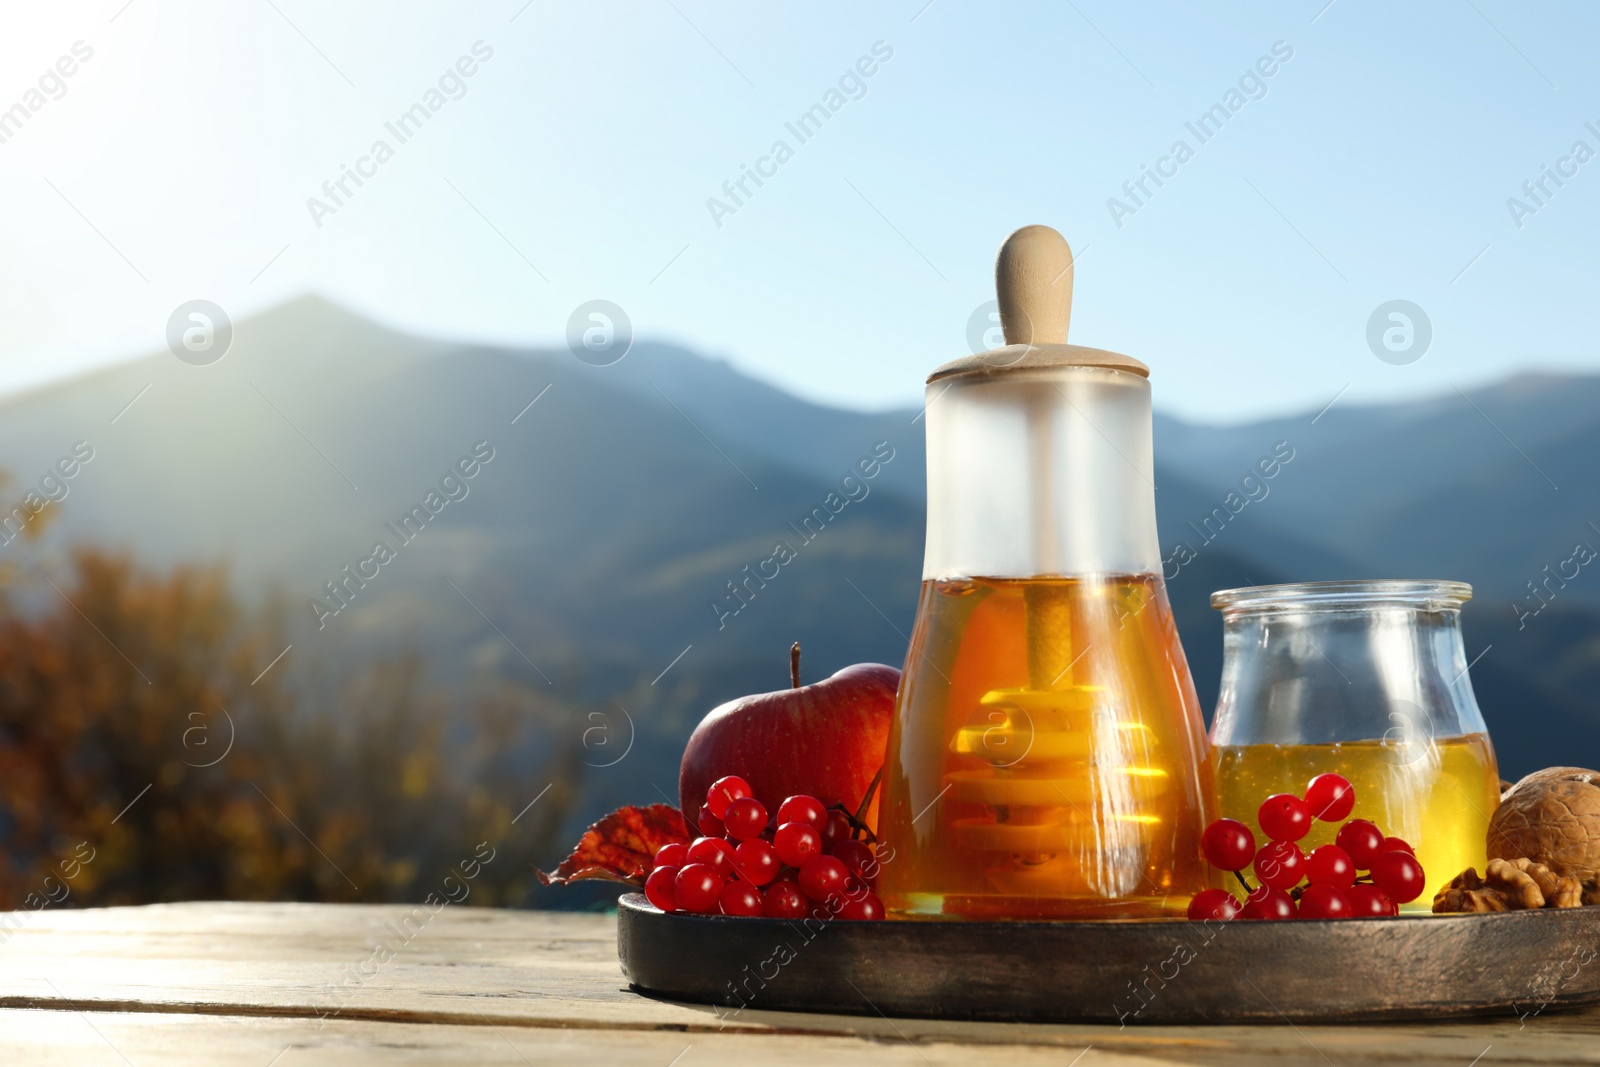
[537,803,691,887]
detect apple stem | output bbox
[790,642,801,688]
[853,765,884,833]
[832,804,878,843]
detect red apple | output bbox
[679,645,898,832]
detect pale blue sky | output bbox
[0,0,1595,423]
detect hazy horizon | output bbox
[4,2,1598,423]
[5,290,1595,431]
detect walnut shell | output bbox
[1487,767,1600,881]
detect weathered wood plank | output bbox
[1,1006,1598,1067]
[0,903,1597,1066]
[0,1010,1154,1067]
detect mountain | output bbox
[1150,373,1600,777]
[1154,374,1600,611]
[0,299,937,847]
[1,297,1595,853]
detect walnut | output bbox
[1434,889,1507,912]
[1488,767,1600,881]
[1433,868,1507,913]
[1552,876,1584,908]
[1486,858,1547,909]
[1432,858,1586,912]
[1503,856,1564,900]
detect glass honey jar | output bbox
[1209,580,1501,909]
[875,226,1215,919]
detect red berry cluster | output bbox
[1190,773,1427,921]
[645,775,885,920]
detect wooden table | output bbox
[0,903,1594,1065]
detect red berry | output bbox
[831,839,878,884]
[644,866,679,912]
[653,842,689,870]
[1240,885,1297,920]
[696,803,724,838]
[734,839,780,886]
[1304,773,1355,822]
[1334,819,1386,869]
[1201,818,1257,871]
[722,796,769,842]
[687,837,736,878]
[1349,884,1397,917]
[774,821,822,868]
[820,810,852,853]
[674,863,724,913]
[838,891,885,920]
[762,880,808,919]
[777,795,827,831]
[1382,837,1415,857]
[1305,845,1356,888]
[1186,888,1242,922]
[1298,883,1354,919]
[1257,794,1311,842]
[706,776,751,819]
[1252,840,1305,890]
[798,856,851,904]
[719,880,763,916]
[1371,850,1426,903]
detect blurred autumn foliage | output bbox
[0,545,581,909]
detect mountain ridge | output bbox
[1,297,1595,817]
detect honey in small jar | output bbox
[875,227,1215,919]
[1209,580,1502,909]
[1216,735,1499,907]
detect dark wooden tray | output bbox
[616,893,1600,1025]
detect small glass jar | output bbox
[1209,581,1501,908]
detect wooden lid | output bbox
[928,225,1147,384]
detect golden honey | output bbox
[876,575,1215,919]
[1215,734,1499,906]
